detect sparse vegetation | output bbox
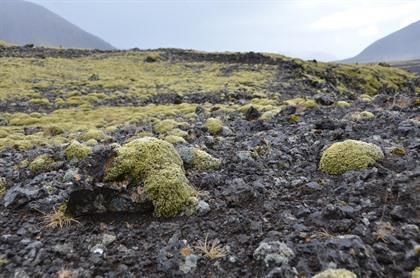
[0,46,418,277]
[57,268,74,278]
[195,234,227,260]
[375,222,394,243]
[43,204,80,229]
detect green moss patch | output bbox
[65,141,92,161]
[29,154,55,173]
[79,129,106,142]
[319,139,384,175]
[164,135,187,145]
[192,148,221,171]
[204,118,223,135]
[104,137,196,217]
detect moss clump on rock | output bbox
[65,141,92,161]
[85,139,99,147]
[412,267,420,278]
[204,118,223,135]
[302,99,317,109]
[288,114,300,124]
[337,101,351,107]
[284,97,317,109]
[313,269,357,278]
[0,130,7,138]
[359,94,373,102]
[0,177,6,198]
[43,125,64,137]
[153,119,185,135]
[29,154,55,173]
[164,135,187,145]
[104,137,196,217]
[79,129,106,142]
[319,139,384,175]
[391,147,406,156]
[351,111,375,121]
[192,148,221,171]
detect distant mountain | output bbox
[343,20,420,63]
[0,0,114,50]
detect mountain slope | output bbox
[343,20,420,63]
[0,0,114,50]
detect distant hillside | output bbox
[390,59,420,74]
[0,0,114,50]
[343,20,420,63]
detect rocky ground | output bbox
[0,46,419,278]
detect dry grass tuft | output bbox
[375,222,394,243]
[194,234,227,260]
[57,268,74,278]
[43,204,80,229]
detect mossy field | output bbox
[0,48,417,152]
[0,46,419,277]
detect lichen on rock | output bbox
[312,269,357,278]
[104,137,196,217]
[319,139,384,175]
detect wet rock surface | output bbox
[0,47,419,277]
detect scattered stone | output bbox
[90,244,105,256]
[254,241,294,267]
[4,185,42,208]
[245,106,261,121]
[102,234,117,246]
[179,254,199,274]
[157,233,197,275]
[314,94,335,105]
[196,200,211,215]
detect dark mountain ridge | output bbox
[0,0,114,50]
[343,20,420,63]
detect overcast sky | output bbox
[29,0,420,61]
